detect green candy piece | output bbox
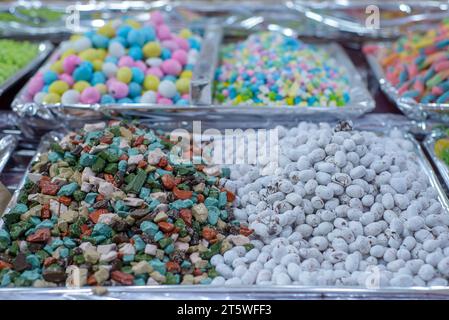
[125,169,147,194]
[91,157,106,173]
[104,162,118,174]
[79,153,97,167]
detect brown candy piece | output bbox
[111,271,134,285]
[26,228,51,243]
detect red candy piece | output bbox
[111,271,134,285]
[27,228,51,243]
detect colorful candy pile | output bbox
[26,11,201,106]
[0,40,39,86]
[214,32,351,107]
[376,20,449,104]
[0,121,252,287]
[435,134,449,164]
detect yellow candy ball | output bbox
[143,42,161,58]
[95,83,108,94]
[143,75,160,91]
[50,60,64,74]
[43,93,61,104]
[79,48,97,62]
[70,34,82,41]
[179,28,192,39]
[117,67,132,84]
[61,48,76,59]
[180,70,192,79]
[49,80,69,95]
[98,24,115,38]
[96,48,107,60]
[175,78,190,94]
[125,19,141,29]
[93,59,103,71]
[73,81,90,92]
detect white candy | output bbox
[158,80,177,98]
[108,41,125,57]
[140,90,157,104]
[61,90,80,104]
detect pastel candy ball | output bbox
[146,57,162,67]
[33,92,47,103]
[158,80,177,98]
[92,59,103,71]
[143,42,161,58]
[128,82,142,98]
[157,25,171,41]
[92,34,109,49]
[73,37,92,52]
[61,90,80,104]
[161,59,182,76]
[118,56,134,68]
[43,93,61,104]
[151,11,165,25]
[175,78,190,94]
[94,83,108,94]
[131,67,145,84]
[28,77,44,96]
[59,74,74,86]
[61,48,76,59]
[127,29,145,47]
[101,94,116,104]
[143,75,160,91]
[129,46,143,60]
[141,26,156,42]
[146,67,163,78]
[117,25,132,39]
[180,70,192,79]
[43,71,58,85]
[133,61,147,73]
[73,66,92,82]
[108,81,129,99]
[118,97,133,103]
[50,60,64,74]
[102,62,118,78]
[49,80,69,95]
[111,36,127,48]
[157,97,173,105]
[141,90,157,103]
[80,87,101,104]
[172,49,188,65]
[73,81,91,92]
[117,67,133,83]
[125,19,140,29]
[161,48,171,60]
[92,72,106,85]
[179,28,192,39]
[98,24,115,38]
[173,36,189,51]
[109,41,126,58]
[79,48,97,62]
[162,40,179,51]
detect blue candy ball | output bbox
[92,34,109,49]
[105,56,118,64]
[91,71,106,85]
[131,67,144,84]
[133,96,141,103]
[118,97,133,104]
[141,26,156,42]
[80,61,94,72]
[111,36,128,48]
[42,85,49,93]
[128,46,143,60]
[84,30,96,39]
[128,82,142,98]
[101,94,116,104]
[163,75,177,82]
[43,71,58,85]
[188,38,201,50]
[117,25,132,39]
[161,47,171,60]
[73,66,92,82]
[176,99,188,106]
[127,29,145,47]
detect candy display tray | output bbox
[423,131,449,193]
[0,134,18,174]
[209,36,375,118]
[365,41,449,123]
[2,121,449,299]
[0,41,54,97]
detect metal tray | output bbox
[287,0,449,40]
[2,119,449,299]
[0,41,54,97]
[365,41,449,123]
[210,38,374,118]
[0,134,18,174]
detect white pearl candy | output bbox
[61,90,80,104]
[33,92,47,104]
[108,41,125,58]
[73,37,92,53]
[140,91,157,104]
[102,62,118,79]
[158,80,177,98]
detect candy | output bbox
[141,91,157,103]
[0,121,242,287]
[214,32,351,107]
[27,11,201,106]
[61,90,80,104]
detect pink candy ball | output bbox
[118,56,135,68]
[157,97,173,105]
[162,40,178,51]
[172,49,188,66]
[173,36,189,51]
[157,25,171,41]
[80,87,101,104]
[59,73,74,86]
[134,60,147,72]
[106,77,118,87]
[63,55,81,74]
[161,59,182,76]
[146,67,164,78]
[181,94,189,100]
[28,76,44,96]
[151,11,165,25]
[108,81,129,99]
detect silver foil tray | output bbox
[0,41,54,97]
[0,134,18,174]
[366,41,449,123]
[2,119,449,299]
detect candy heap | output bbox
[214,32,351,107]
[0,121,251,287]
[213,122,449,287]
[374,20,449,104]
[0,40,39,86]
[26,11,200,106]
